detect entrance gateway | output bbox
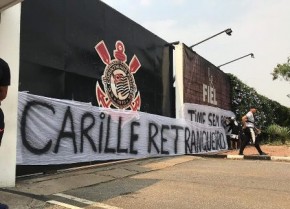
[0,0,234,187]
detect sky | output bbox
[101,0,290,108]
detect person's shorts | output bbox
[0,108,5,146]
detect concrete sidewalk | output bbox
[0,156,195,209]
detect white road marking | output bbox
[53,193,123,209]
[54,193,95,205]
[47,200,82,209]
[86,202,123,209]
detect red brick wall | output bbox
[183,46,232,110]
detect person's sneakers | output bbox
[238,153,244,156]
[0,203,8,209]
[260,152,267,156]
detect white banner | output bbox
[17,92,228,165]
[182,103,235,130]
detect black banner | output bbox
[19,0,174,117]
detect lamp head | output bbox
[164,41,180,47]
[169,41,180,45]
[250,53,255,58]
[225,28,232,36]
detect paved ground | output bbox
[1,154,290,209]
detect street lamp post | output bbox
[189,28,232,48]
[218,53,254,68]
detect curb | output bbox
[16,155,290,181]
[16,158,146,180]
[190,153,290,162]
[227,155,244,160]
[271,156,290,162]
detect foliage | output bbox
[271,56,290,81]
[228,74,290,129]
[265,124,290,144]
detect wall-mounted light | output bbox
[189,28,232,48]
[218,53,254,68]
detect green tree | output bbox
[271,57,290,81]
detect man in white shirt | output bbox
[239,106,266,156]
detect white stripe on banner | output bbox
[17,92,230,165]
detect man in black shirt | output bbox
[226,117,241,150]
[0,58,10,209]
[0,58,11,146]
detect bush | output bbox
[228,73,290,128]
[265,124,290,144]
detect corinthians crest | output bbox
[95,40,141,110]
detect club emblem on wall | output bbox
[95,40,141,111]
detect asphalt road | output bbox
[1,156,290,209]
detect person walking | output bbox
[0,58,11,209]
[239,106,267,156]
